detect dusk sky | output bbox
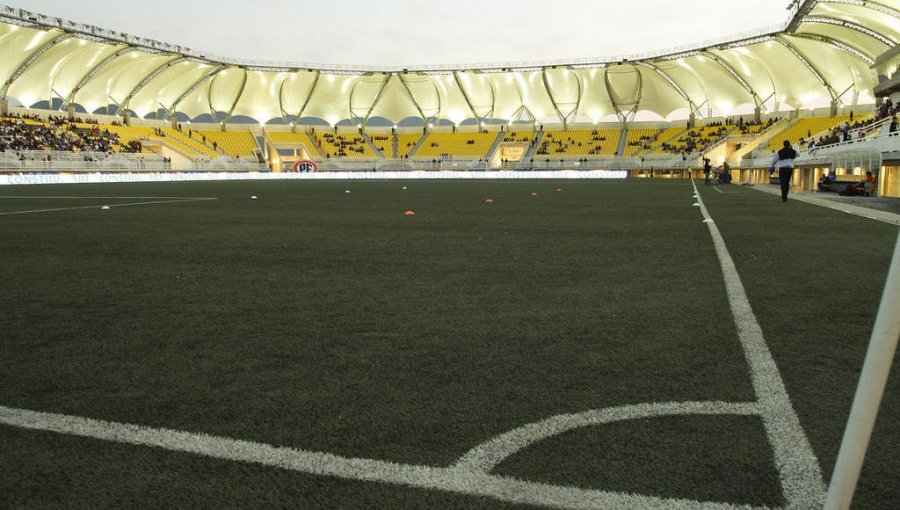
[16,0,794,66]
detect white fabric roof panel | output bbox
[0,0,896,124]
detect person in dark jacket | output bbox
[770,140,798,202]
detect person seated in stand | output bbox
[818,170,836,191]
[862,171,875,197]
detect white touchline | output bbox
[0,197,217,216]
[0,405,769,510]
[0,196,219,199]
[691,179,827,509]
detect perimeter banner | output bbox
[0,171,627,185]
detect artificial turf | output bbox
[0,179,896,508]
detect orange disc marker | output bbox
[485,198,494,203]
[404,210,415,216]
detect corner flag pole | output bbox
[824,233,900,510]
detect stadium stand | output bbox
[639,127,685,157]
[0,114,142,154]
[311,132,377,158]
[269,131,313,147]
[415,132,497,158]
[658,124,730,155]
[503,131,537,143]
[368,134,390,158]
[623,128,660,156]
[164,128,219,158]
[766,115,852,151]
[536,129,619,156]
[397,133,423,158]
[196,130,260,158]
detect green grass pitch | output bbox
[0,179,897,509]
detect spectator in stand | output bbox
[818,170,836,191]
[862,171,875,197]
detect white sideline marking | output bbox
[0,405,767,510]
[713,187,724,193]
[0,197,217,216]
[0,196,217,199]
[691,180,827,508]
[454,401,758,473]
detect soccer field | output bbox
[1,179,897,509]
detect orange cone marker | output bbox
[485,198,494,203]
[404,210,415,216]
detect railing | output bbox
[0,150,171,171]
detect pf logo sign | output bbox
[291,160,318,173]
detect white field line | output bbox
[691,179,827,509]
[0,405,769,510]
[713,187,724,193]
[454,401,758,473]
[0,196,218,199]
[0,197,217,216]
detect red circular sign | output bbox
[291,160,318,172]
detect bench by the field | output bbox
[818,174,871,196]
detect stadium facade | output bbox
[0,1,896,127]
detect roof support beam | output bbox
[802,16,895,46]
[1,32,74,99]
[541,67,581,130]
[775,36,839,101]
[701,51,763,109]
[120,56,188,110]
[604,67,642,123]
[349,73,393,127]
[453,71,494,124]
[789,33,875,66]
[66,46,133,106]
[291,71,321,122]
[816,0,900,19]
[222,68,249,125]
[171,65,227,113]
[635,62,696,113]
[397,73,440,125]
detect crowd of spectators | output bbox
[804,100,898,150]
[314,133,369,157]
[0,113,138,155]
[733,116,779,135]
[536,130,608,156]
[660,125,728,155]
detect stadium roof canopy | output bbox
[0,0,896,126]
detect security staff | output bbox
[770,140,798,202]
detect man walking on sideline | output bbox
[770,140,798,202]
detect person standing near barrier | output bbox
[770,140,798,202]
[703,157,712,186]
